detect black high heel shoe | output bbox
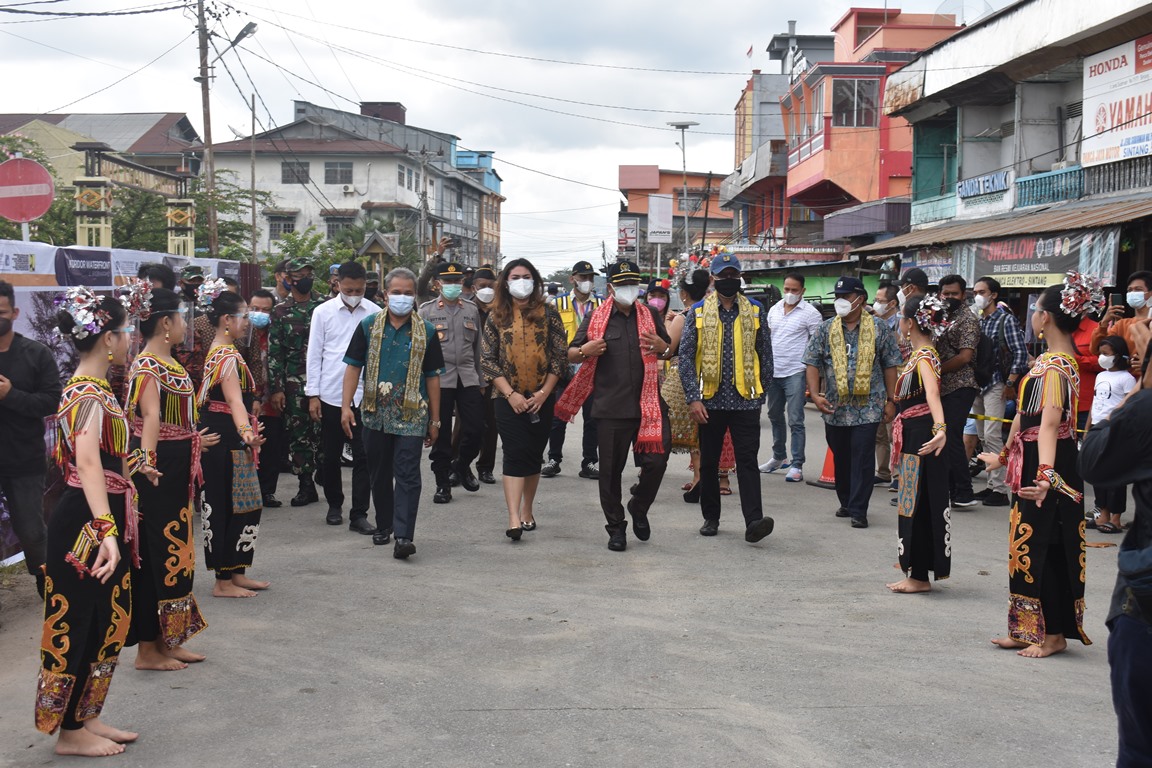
[506,527,523,541]
[683,482,701,503]
[520,520,537,531]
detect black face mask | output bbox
[364,286,379,302]
[293,276,315,295]
[182,284,198,300]
[0,317,12,337]
[714,278,741,298]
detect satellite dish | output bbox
[227,125,246,140]
[933,0,994,26]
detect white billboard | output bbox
[617,217,638,255]
[1082,34,1152,167]
[647,194,673,244]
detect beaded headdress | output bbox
[54,286,111,340]
[667,253,712,293]
[197,277,228,311]
[913,293,952,339]
[1059,271,1105,318]
[118,278,152,320]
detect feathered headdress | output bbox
[667,253,712,293]
[913,293,953,339]
[54,286,111,340]
[118,278,152,320]
[197,277,228,311]
[1059,271,1105,318]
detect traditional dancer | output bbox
[887,294,950,593]
[196,281,267,597]
[979,272,1104,658]
[126,286,213,668]
[35,287,146,756]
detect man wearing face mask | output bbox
[679,253,776,543]
[544,261,602,480]
[897,268,931,313]
[464,265,500,484]
[0,280,61,598]
[272,259,291,302]
[364,271,381,305]
[803,277,902,529]
[420,262,485,503]
[307,261,381,531]
[245,288,286,508]
[269,258,326,507]
[173,265,207,389]
[936,274,982,509]
[561,260,672,551]
[870,282,902,490]
[1092,270,1152,376]
[761,272,823,482]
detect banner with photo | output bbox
[954,227,1119,289]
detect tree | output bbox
[0,134,73,244]
[545,269,572,285]
[328,214,423,272]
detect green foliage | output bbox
[0,134,70,243]
[328,214,423,272]
[545,269,572,284]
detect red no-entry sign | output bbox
[0,158,55,223]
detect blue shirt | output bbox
[344,314,445,436]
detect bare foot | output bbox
[162,645,206,663]
[886,577,931,594]
[1017,634,1067,658]
[56,728,124,757]
[231,574,270,590]
[991,636,1030,649]
[134,641,187,671]
[83,717,138,743]
[213,581,257,598]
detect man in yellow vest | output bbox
[678,254,775,543]
[543,260,602,479]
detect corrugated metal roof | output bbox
[57,114,165,153]
[854,196,1152,254]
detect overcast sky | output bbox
[2,0,1007,274]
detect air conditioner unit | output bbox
[342,184,353,194]
[456,208,464,221]
[1051,161,1074,171]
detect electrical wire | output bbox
[0,2,188,15]
[0,26,129,68]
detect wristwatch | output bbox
[430,420,441,429]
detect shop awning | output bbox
[853,196,1152,255]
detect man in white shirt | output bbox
[871,282,901,489]
[760,272,823,482]
[307,261,381,533]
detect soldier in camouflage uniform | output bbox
[268,257,326,506]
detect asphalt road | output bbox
[0,406,1121,767]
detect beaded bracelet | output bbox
[998,448,1010,465]
[931,422,947,435]
[127,448,157,475]
[1035,464,1084,503]
[94,513,119,539]
[237,424,254,437]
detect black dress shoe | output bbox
[608,531,627,551]
[835,507,851,518]
[478,470,496,484]
[506,527,523,542]
[263,494,282,508]
[349,518,376,535]
[745,517,775,542]
[325,507,342,525]
[291,479,319,507]
[459,466,480,492]
[393,538,416,559]
[449,469,461,487]
[851,517,869,529]
[699,519,719,536]
[433,484,452,504]
[372,529,392,545]
[628,500,650,541]
[520,520,537,531]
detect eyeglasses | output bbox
[152,307,187,317]
[230,313,249,320]
[1029,303,1045,312]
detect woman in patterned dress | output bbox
[887,295,949,594]
[35,289,145,756]
[979,275,1103,658]
[196,283,267,597]
[127,288,214,668]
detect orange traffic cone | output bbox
[806,447,836,490]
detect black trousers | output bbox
[548,379,598,468]
[825,421,881,521]
[430,385,484,478]
[477,386,498,473]
[597,414,671,534]
[319,402,370,519]
[0,473,46,576]
[698,408,764,526]
[942,387,978,500]
[257,413,284,497]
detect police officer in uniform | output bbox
[419,261,485,503]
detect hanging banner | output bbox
[1082,34,1152,167]
[617,218,638,255]
[955,227,1120,289]
[647,194,673,244]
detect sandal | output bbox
[720,487,732,496]
[1096,521,1122,534]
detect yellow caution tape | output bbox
[967,412,1087,434]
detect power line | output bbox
[504,203,619,215]
[0,2,188,15]
[0,26,129,69]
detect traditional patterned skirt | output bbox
[661,362,698,453]
[894,412,952,579]
[36,487,132,734]
[199,410,262,574]
[131,435,207,647]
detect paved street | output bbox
[0,406,1120,767]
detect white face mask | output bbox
[872,300,889,316]
[612,285,639,306]
[1127,290,1147,309]
[387,294,415,316]
[508,278,535,299]
[973,294,989,310]
[897,289,908,308]
[342,294,363,308]
[576,280,593,295]
[834,297,855,317]
[783,292,801,306]
[474,287,496,304]
[1098,354,1116,370]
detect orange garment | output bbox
[1074,318,1101,415]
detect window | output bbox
[281,161,310,184]
[677,191,704,213]
[325,217,354,240]
[324,162,353,185]
[415,170,421,191]
[268,216,296,241]
[832,79,879,127]
[406,168,413,190]
[397,164,406,187]
[810,82,824,136]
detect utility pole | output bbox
[418,150,429,260]
[668,121,698,256]
[195,0,218,257]
[249,93,256,264]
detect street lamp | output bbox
[667,120,698,257]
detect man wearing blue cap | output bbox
[803,277,902,528]
[678,253,776,543]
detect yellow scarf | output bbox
[695,293,761,400]
[829,315,875,401]
[363,312,427,418]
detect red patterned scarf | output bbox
[556,301,664,453]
